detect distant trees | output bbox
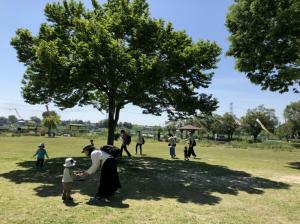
[283,101,300,138]
[42,111,60,137]
[276,122,294,141]
[0,117,8,126]
[98,119,109,129]
[165,121,177,135]
[8,115,18,124]
[30,116,41,125]
[221,113,239,140]
[226,0,300,93]
[119,122,133,130]
[196,115,219,139]
[241,105,278,141]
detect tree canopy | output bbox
[11,0,221,144]
[283,101,300,138]
[42,111,61,137]
[8,115,18,124]
[221,113,239,140]
[226,0,300,93]
[241,105,278,140]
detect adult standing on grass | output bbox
[188,132,197,159]
[135,131,144,155]
[33,143,49,169]
[120,130,132,158]
[168,134,177,159]
[76,146,121,201]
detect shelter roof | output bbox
[179,124,200,130]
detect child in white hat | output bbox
[62,158,76,200]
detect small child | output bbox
[62,158,76,200]
[33,143,49,169]
[90,139,94,147]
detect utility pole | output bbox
[230,102,233,115]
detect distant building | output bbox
[66,124,88,136]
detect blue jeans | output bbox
[170,146,176,157]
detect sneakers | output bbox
[62,196,73,201]
[89,196,102,202]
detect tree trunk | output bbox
[107,98,116,145]
[107,99,121,145]
[253,133,258,141]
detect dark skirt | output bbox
[96,158,121,197]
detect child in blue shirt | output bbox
[33,143,49,169]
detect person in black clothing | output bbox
[188,131,197,158]
[120,130,132,157]
[90,139,94,147]
[76,146,121,201]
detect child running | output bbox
[33,143,49,169]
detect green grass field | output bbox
[0,136,299,224]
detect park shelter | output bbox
[67,124,88,136]
[179,124,201,138]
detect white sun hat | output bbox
[63,158,76,167]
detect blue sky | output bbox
[0,0,298,125]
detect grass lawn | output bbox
[0,136,299,224]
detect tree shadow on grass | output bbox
[0,156,289,207]
[287,162,300,170]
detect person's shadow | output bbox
[0,156,290,207]
[287,162,300,170]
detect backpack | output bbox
[100,145,121,159]
[190,139,196,147]
[82,144,95,153]
[125,135,131,145]
[193,140,196,146]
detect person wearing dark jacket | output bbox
[188,132,197,158]
[120,130,132,157]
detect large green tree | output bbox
[241,105,278,141]
[275,121,294,141]
[226,0,300,93]
[221,113,239,140]
[284,101,300,138]
[11,0,221,144]
[195,114,222,139]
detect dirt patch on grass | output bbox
[272,175,300,184]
